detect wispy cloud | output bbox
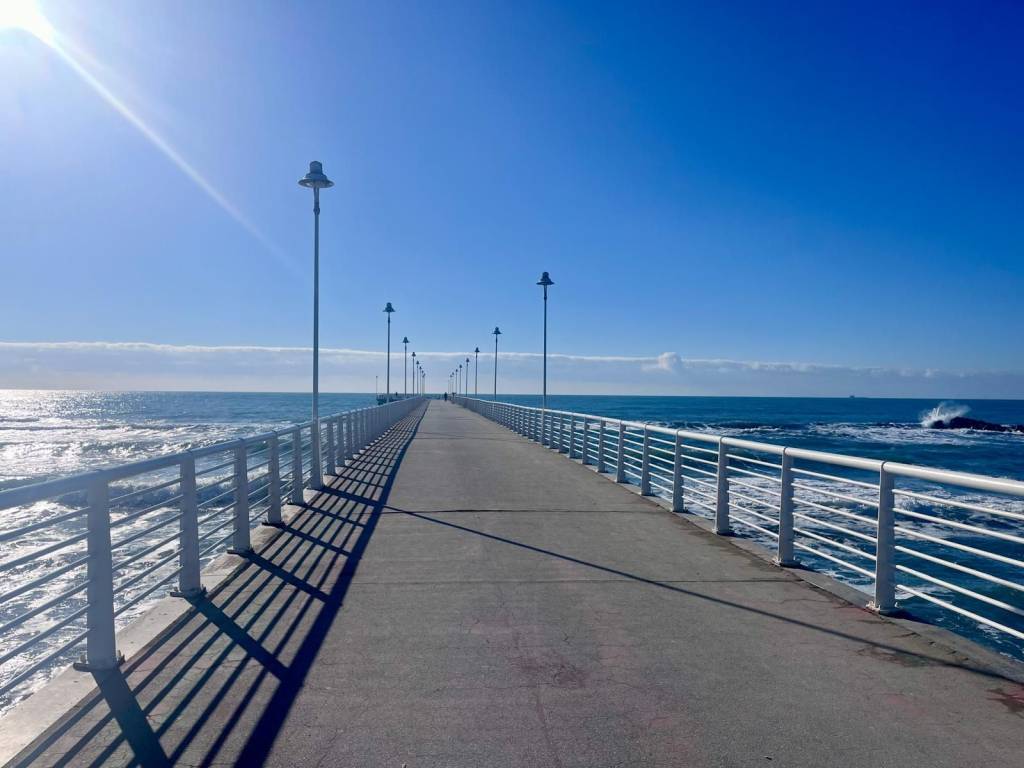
[0,341,1021,397]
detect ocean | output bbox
[1,391,1023,711]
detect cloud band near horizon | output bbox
[0,341,1021,398]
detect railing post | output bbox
[615,423,626,483]
[76,476,120,670]
[775,450,798,566]
[229,442,251,553]
[557,413,565,452]
[871,464,898,614]
[325,420,335,475]
[175,455,203,597]
[597,420,606,473]
[714,438,732,535]
[291,427,303,504]
[310,420,323,491]
[640,425,651,495]
[267,434,283,525]
[568,416,577,459]
[581,418,590,465]
[671,431,684,512]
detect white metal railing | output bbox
[0,396,423,708]
[454,396,1024,650]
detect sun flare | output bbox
[0,0,54,44]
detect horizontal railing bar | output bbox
[197,528,236,558]
[893,488,1024,523]
[895,545,1024,594]
[791,481,878,509]
[895,565,1024,618]
[683,454,718,469]
[894,526,1024,569]
[726,453,783,471]
[792,511,877,544]
[0,507,89,543]
[729,514,780,539]
[0,530,89,573]
[897,584,1024,642]
[0,578,90,638]
[728,502,777,526]
[109,475,182,506]
[110,495,184,530]
[195,458,235,478]
[110,510,184,552]
[0,553,89,606]
[729,488,778,511]
[896,507,1024,545]
[686,497,716,513]
[0,604,88,667]
[112,547,183,598]
[793,541,875,578]
[113,567,182,618]
[110,527,181,574]
[792,496,878,527]
[0,629,90,699]
[789,466,878,490]
[726,463,780,482]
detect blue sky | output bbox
[1,1,1022,395]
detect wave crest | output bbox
[920,401,970,428]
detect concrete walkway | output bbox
[9,401,1023,767]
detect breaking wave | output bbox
[920,401,970,428]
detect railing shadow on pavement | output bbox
[8,406,426,768]
[385,507,1017,684]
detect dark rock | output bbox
[931,416,1024,433]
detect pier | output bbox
[2,399,1021,766]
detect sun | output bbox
[0,0,55,44]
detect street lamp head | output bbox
[475,347,480,354]
[384,302,395,314]
[536,271,554,287]
[492,326,502,336]
[298,161,334,189]
[402,336,410,344]
[411,351,416,358]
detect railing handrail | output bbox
[454,396,1024,497]
[0,401,388,511]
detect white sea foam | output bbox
[919,401,970,428]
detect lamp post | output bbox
[465,358,470,395]
[457,364,462,398]
[402,337,410,398]
[492,326,502,400]
[298,161,334,490]
[411,351,417,395]
[384,303,395,400]
[537,271,554,410]
[474,347,480,396]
